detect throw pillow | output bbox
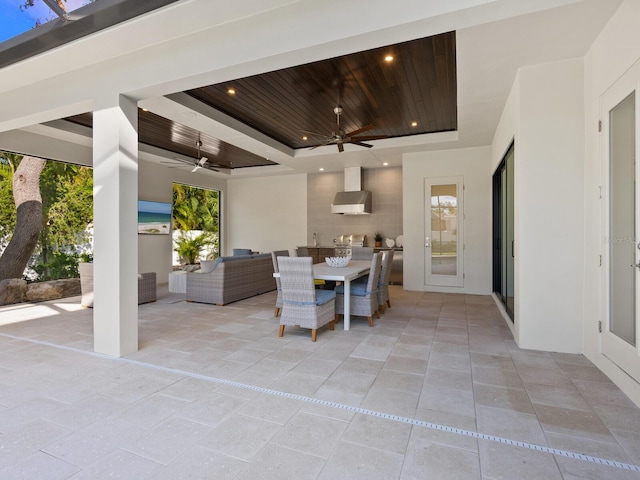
[199,260,217,273]
[233,248,252,256]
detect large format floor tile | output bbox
[0,286,639,479]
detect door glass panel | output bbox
[609,92,636,346]
[492,144,515,320]
[431,184,457,276]
[505,147,515,315]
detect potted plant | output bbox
[374,231,383,247]
[173,232,215,268]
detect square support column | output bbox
[92,95,139,356]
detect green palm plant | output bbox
[173,232,215,265]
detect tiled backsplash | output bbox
[307,166,403,247]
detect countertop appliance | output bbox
[333,234,366,257]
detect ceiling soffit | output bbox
[66,111,276,171]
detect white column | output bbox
[92,95,139,356]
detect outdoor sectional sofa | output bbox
[185,252,276,305]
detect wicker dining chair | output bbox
[277,256,336,342]
[271,250,290,317]
[378,249,394,313]
[335,252,383,327]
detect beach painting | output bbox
[138,200,172,235]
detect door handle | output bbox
[631,263,640,268]
[425,237,431,248]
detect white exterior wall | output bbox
[227,174,307,256]
[584,0,640,405]
[403,146,492,295]
[491,58,585,354]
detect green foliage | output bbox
[45,166,93,247]
[374,231,383,241]
[173,232,215,265]
[0,151,94,281]
[0,153,18,243]
[172,183,220,262]
[172,183,219,232]
[32,250,89,281]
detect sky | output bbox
[0,0,91,43]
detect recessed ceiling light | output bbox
[319,167,324,171]
[384,54,394,62]
[227,88,236,95]
[411,121,418,127]
[302,135,308,141]
[383,162,389,166]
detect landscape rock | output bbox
[25,278,81,303]
[0,278,28,305]
[0,278,82,306]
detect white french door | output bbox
[424,176,464,287]
[601,60,640,382]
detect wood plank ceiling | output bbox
[65,31,456,170]
[188,31,457,150]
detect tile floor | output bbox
[0,286,640,479]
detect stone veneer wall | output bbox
[307,167,403,247]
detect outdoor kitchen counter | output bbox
[297,247,338,264]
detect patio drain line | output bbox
[2,332,640,473]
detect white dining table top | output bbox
[311,260,371,281]
[272,259,370,281]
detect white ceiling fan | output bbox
[189,134,208,172]
[160,133,231,174]
[191,139,208,172]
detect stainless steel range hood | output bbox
[331,166,372,215]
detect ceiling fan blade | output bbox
[338,143,344,153]
[191,165,202,173]
[350,134,387,141]
[344,124,375,137]
[198,156,208,166]
[351,141,374,149]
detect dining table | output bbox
[274,259,371,331]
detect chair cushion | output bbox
[233,248,252,256]
[335,283,369,296]
[315,289,336,305]
[284,289,336,306]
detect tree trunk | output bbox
[0,157,46,281]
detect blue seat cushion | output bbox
[315,289,336,305]
[233,248,252,256]
[284,289,336,306]
[335,283,369,296]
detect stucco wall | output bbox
[403,146,492,295]
[491,58,585,354]
[226,174,307,256]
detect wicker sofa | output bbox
[185,253,276,305]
